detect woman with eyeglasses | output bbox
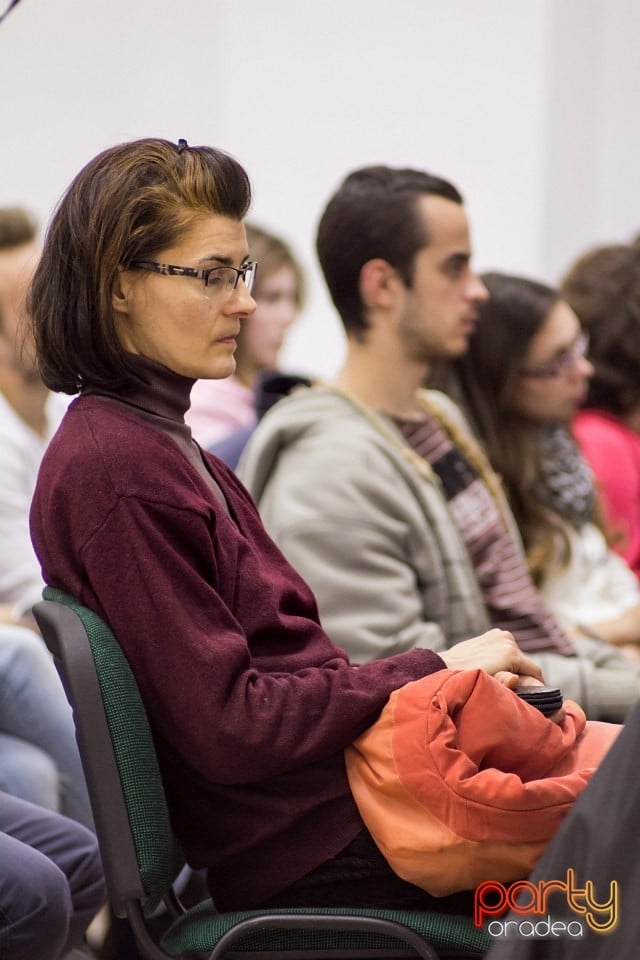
[26,138,545,917]
[450,271,640,660]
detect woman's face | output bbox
[511,300,593,424]
[113,214,255,380]
[235,264,299,382]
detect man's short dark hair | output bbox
[316,165,463,338]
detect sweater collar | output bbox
[84,354,195,424]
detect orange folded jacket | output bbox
[345,668,620,896]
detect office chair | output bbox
[34,588,490,960]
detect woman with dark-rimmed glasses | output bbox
[451,271,640,669]
[28,138,541,915]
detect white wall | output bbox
[541,0,640,280]
[1,0,639,378]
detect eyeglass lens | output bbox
[205,263,256,295]
[559,332,589,372]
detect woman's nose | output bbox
[231,283,256,316]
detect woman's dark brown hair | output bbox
[452,271,568,582]
[562,240,640,417]
[28,138,252,393]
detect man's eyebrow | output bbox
[439,251,471,271]
[444,251,471,264]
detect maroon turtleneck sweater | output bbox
[30,356,446,909]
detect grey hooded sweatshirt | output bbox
[239,385,639,721]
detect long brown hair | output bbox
[452,272,569,583]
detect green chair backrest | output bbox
[43,586,185,915]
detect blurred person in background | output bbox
[186,222,303,463]
[562,240,640,578]
[452,272,640,663]
[0,207,67,623]
[0,207,92,831]
[0,619,93,829]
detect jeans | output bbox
[0,624,93,829]
[0,791,105,960]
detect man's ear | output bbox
[359,258,398,310]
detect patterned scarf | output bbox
[533,424,597,529]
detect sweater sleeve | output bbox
[269,511,451,662]
[77,492,445,785]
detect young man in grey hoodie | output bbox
[239,165,640,722]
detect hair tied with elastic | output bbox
[177,138,189,154]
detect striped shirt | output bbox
[395,412,573,655]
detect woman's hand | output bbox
[441,630,566,724]
[440,628,543,682]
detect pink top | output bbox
[186,375,256,449]
[573,409,640,578]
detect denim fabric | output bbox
[0,625,93,829]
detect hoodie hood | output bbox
[239,385,361,501]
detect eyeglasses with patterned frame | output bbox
[127,260,258,297]
[518,330,590,379]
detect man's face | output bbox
[0,241,41,379]
[395,195,488,364]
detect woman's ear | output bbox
[111,269,132,316]
[359,258,397,310]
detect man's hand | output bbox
[440,628,543,683]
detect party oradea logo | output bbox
[474,869,618,939]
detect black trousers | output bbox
[259,827,476,915]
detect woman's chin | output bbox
[195,358,237,381]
